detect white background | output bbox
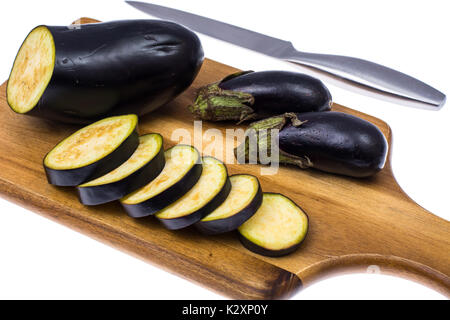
[0,0,448,300]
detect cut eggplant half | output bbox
[7,20,203,124]
[44,114,139,186]
[121,145,202,218]
[195,174,262,235]
[155,156,231,230]
[76,133,165,205]
[238,193,309,257]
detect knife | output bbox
[126,1,446,109]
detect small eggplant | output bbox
[235,112,388,178]
[189,71,332,122]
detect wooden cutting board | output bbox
[0,17,448,300]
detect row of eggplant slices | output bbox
[43,114,309,257]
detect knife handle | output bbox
[285,51,446,108]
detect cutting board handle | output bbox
[297,172,450,298]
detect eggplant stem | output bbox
[235,113,314,169]
[283,112,308,127]
[279,151,313,169]
[188,80,255,122]
[248,112,307,131]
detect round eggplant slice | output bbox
[155,156,231,230]
[238,193,309,257]
[195,174,262,235]
[76,134,165,205]
[7,20,204,124]
[189,70,332,122]
[44,114,139,186]
[121,145,202,218]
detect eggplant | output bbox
[7,20,204,124]
[236,112,388,178]
[189,70,332,122]
[44,114,139,186]
[77,133,165,205]
[155,156,231,230]
[238,193,309,257]
[195,174,262,235]
[121,145,203,218]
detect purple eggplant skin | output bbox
[220,71,332,114]
[278,112,388,178]
[10,20,204,124]
[44,129,139,186]
[195,175,263,235]
[76,135,165,206]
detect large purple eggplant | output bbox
[7,20,204,124]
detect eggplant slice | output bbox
[44,114,139,186]
[121,145,202,218]
[155,156,231,230]
[196,174,262,235]
[238,193,309,257]
[77,133,165,205]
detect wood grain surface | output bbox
[0,17,448,299]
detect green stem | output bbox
[234,113,313,169]
[188,72,256,122]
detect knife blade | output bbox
[126,1,446,109]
